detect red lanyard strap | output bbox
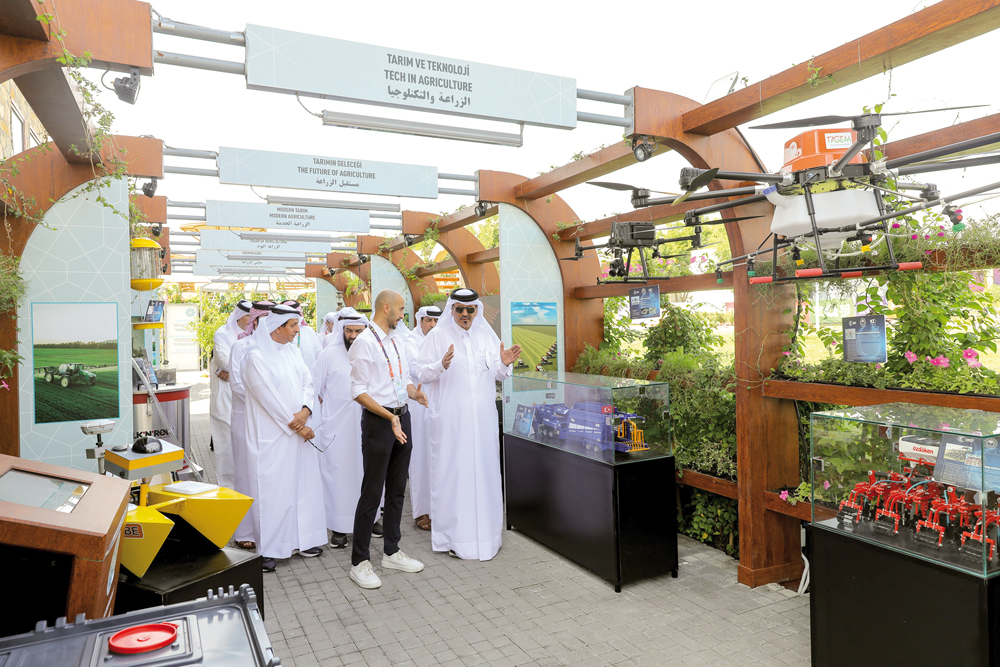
[368,325,402,379]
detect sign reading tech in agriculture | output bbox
[244,25,577,130]
[200,229,332,254]
[842,314,887,364]
[217,147,438,199]
[206,200,370,234]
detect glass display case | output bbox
[502,371,676,591]
[811,402,1000,577]
[502,371,671,465]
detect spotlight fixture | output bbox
[151,222,162,237]
[142,177,157,198]
[474,201,489,217]
[113,67,141,105]
[321,111,524,147]
[265,195,399,212]
[632,136,656,162]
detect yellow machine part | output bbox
[105,447,184,472]
[146,484,253,548]
[119,505,175,578]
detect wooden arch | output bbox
[399,212,500,296]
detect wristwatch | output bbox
[302,405,312,415]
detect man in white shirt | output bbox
[417,288,521,561]
[347,289,429,589]
[210,300,251,490]
[403,305,442,531]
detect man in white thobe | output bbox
[417,288,521,561]
[229,301,274,550]
[210,300,251,490]
[282,300,323,371]
[319,311,338,347]
[313,307,379,549]
[403,305,442,531]
[243,304,327,572]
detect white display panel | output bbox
[217,147,438,199]
[244,25,577,129]
[206,200,370,233]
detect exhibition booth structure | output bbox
[2,0,1000,662]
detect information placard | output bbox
[244,25,577,130]
[217,147,438,199]
[199,229,332,254]
[842,314,887,363]
[629,286,661,319]
[205,200,370,233]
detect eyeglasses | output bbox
[454,306,477,314]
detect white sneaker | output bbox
[349,560,382,589]
[382,550,424,573]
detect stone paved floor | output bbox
[181,371,811,666]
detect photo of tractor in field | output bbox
[41,363,97,388]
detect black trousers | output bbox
[352,409,412,566]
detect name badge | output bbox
[393,375,409,405]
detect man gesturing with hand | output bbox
[347,289,429,589]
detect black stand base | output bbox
[504,434,677,591]
[809,525,1000,666]
[115,541,263,619]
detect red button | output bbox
[108,622,178,654]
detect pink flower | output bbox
[779,490,789,501]
[924,234,931,240]
[963,348,979,360]
[782,351,792,356]
[823,481,831,490]
[929,355,950,368]
[0,380,7,391]
[891,223,901,229]
[690,257,696,264]
[904,351,918,364]
[875,363,882,369]
[967,358,983,368]
[911,234,918,240]
[938,232,945,237]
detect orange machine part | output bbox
[781,128,867,172]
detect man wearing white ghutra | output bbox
[347,289,430,589]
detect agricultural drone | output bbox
[584,105,1000,284]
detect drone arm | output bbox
[684,192,768,218]
[896,153,1000,177]
[681,168,789,187]
[715,238,795,268]
[884,130,1000,170]
[837,178,1000,234]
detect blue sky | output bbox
[511,302,557,326]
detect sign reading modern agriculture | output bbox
[206,200,370,234]
[217,147,438,199]
[244,25,577,130]
[200,228,332,254]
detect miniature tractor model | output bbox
[960,509,1000,563]
[837,471,907,526]
[614,414,648,453]
[42,363,97,388]
[915,486,979,548]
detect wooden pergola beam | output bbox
[415,258,458,277]
[879,111,1000,162]
[467,247,499,264]
[574,272,734,299]
[681,0,1000,136]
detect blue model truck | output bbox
[531,402,648,453]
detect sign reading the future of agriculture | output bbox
[841,314,887,364]
[244,25,577,129]
[200,228,332,254]
[217,147,438,199]
[206,200,370,233]
[629,285,661,319]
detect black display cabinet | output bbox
[808,404,1000,667]
[502,372,677,592]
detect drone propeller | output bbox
[588,181,681,196]
[673,167,720,204]
[750,105,988,131]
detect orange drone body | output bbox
[781,128,867,172]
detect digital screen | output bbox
[0,469,90,513]
[145,300,165,323]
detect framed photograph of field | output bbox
[31,302,120,424]
[510,302,558,375]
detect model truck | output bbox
[42,363,97,388]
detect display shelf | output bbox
[502,371,670,466]
[764,378,1000,413]
[811,402,1000,578]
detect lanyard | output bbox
[368,324,402,380]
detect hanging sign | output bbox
[205,200,370,233]
[841,314,887,363]
[194,250,297,270]
[217,147,438,199]
[199,229,332,254]
[629,286,661,319]
[244,25,577,130]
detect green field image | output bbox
[512,325,558,374]
[32,346,119,424]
